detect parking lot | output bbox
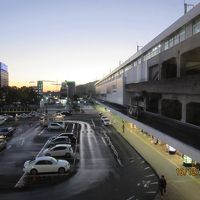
[0,106,159,200]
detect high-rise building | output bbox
[37,81,43,95]
[0,62,8,87]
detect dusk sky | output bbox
[0,0,199,90]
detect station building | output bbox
[95,3,200,127]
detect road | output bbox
[0,106,159,200]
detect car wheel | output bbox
[30,169,38,175]
[65,153,71,158]
[58,167,65,174]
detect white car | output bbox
[46,136,71,147]
[47,122,65,130]
[102,118,111,126]
[42,144,73,158]
[53,113,65,121]
[23,156,70,175]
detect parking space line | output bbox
[126,195,135,200]
[38,128,46,135]
[91,120,95,128]
[21,138,25,146]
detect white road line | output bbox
[141,160,145,164]
[21,138,25,146]
[15,172,27,188]
[144,167,150,170]
[145,174,156,177]
[126,195,135,200]
[145,191,156,194]
[150,182,158,185]
[101,137,107,145]
[117,158,124,167]
[38,128,45,135]
[91,119,95,128]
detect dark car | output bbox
[0,127,16,138]
[60,111,72,116]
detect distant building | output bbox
[67,81,75,99]
[60,81,75,99]
[0,62,9,87]
[76,81,97,97]
[37,81,43,95]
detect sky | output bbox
[0,0,200,90]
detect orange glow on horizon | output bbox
[9,81,60,92]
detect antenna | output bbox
[184,0,194,14]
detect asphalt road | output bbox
[0,106,159,200]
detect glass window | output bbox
[169,38,174,48]
[179,29,185,42]
[173,34,179,45]
[137,57,141,65]
[193,20,200,34]
[164,41,169,50]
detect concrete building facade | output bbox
[95,3,200,127]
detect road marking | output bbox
[126,195,135,200]
[21,138,25,146]
[15,172,27,188]
[145,174,155,177]
[101,137,107,145]
[144,166,150,170]
[140,160,145,164]
[91,119,95,128]
[117,158,124,167]
[150,181,158,185]
[145,191,156,194]
[7,145,12,149]
[38,128,45,135]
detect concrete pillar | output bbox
[158,98,162,114]
[181,102,187,123]
[176,53,181,78]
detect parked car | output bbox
[102,118,111,126]
[47,122,65,130]
[23,156,70,175]
[0,136,7,151]
[42,144,73,158]
[59,133,76,143]
[46,136,71,148]
[60,111,72,116]
[0,127,16,138]
[53,113,65,121]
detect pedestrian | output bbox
[159,175,167,197]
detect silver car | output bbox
[42,144,73,158]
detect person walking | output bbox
[159,175,167,198]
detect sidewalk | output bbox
[96,105,200,200]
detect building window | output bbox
[193,19,200,34]
[169,38,174,48]
[179,29,185,42]
[173,34,179,45]
[164,41,169,50]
